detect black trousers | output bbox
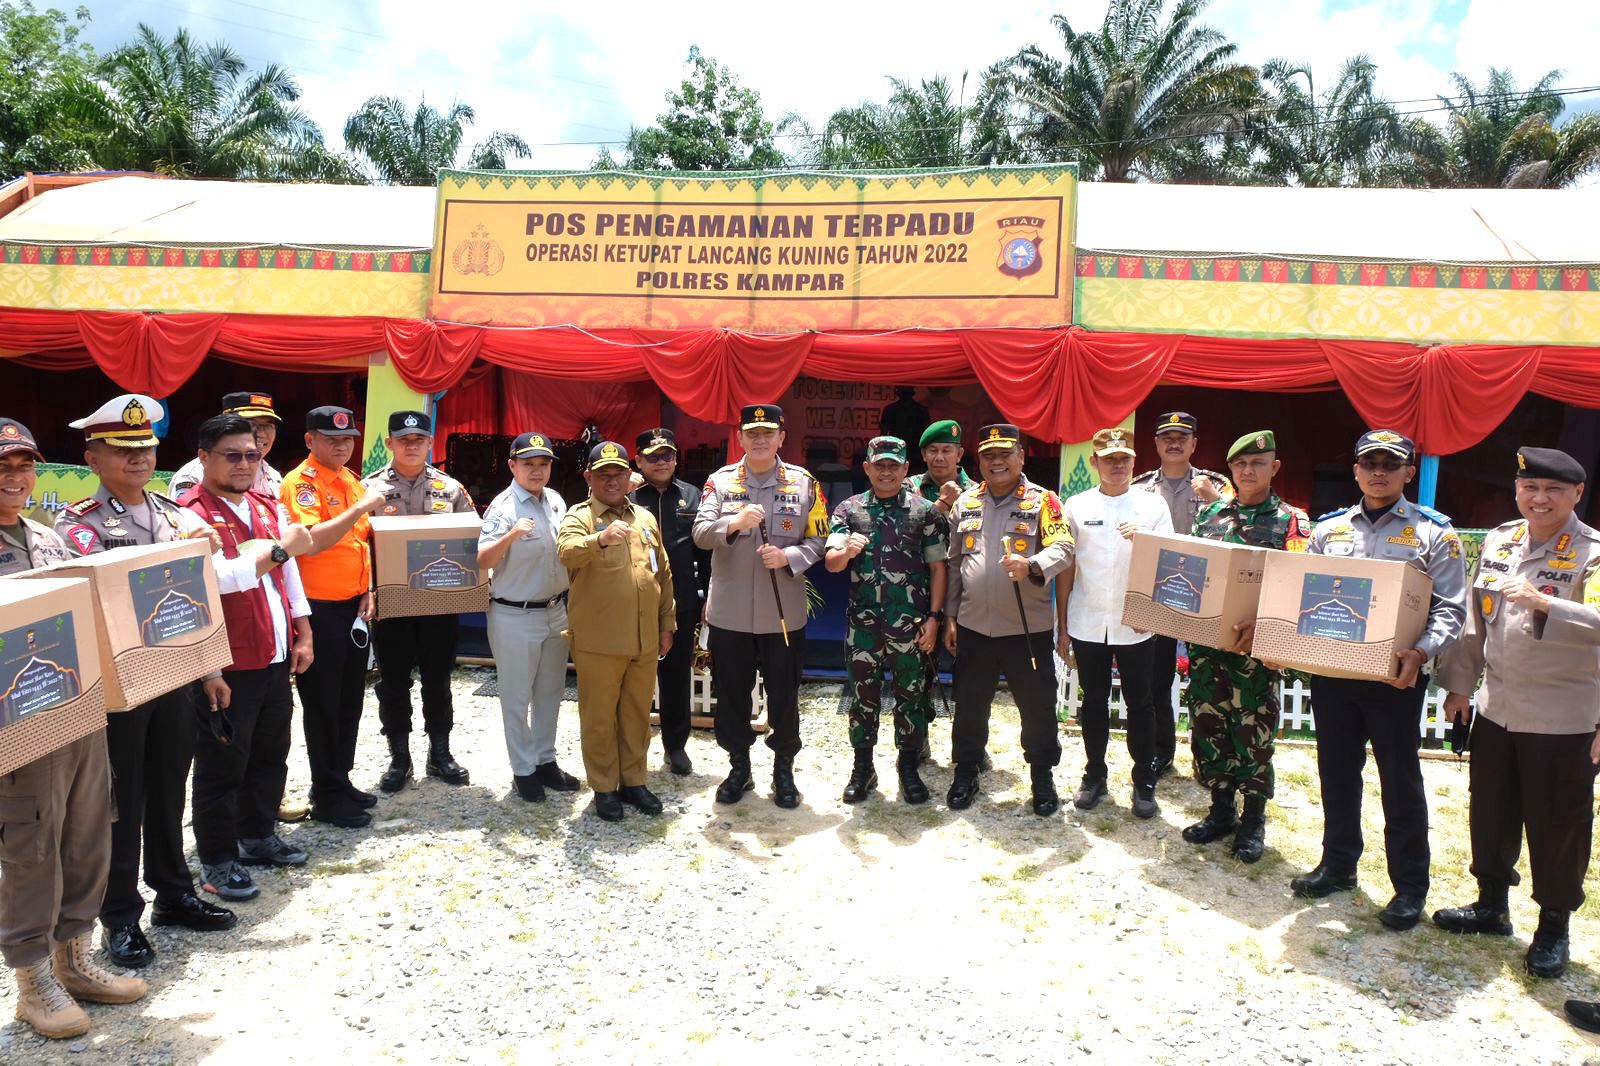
[192,662,293,866]
[1073,636,1158,790]
[653,609,697,754]
[1310,674,1430,897]
[374,614,459,741]
[296,597,368,808]
[1150,634,1180,766]
[708,625,804,758]
[951,627,1060,768]
[101,687,196,926]
[1468,715,1596,912]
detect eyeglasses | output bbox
[1357,458,1407,472]
[640,452,675,463]
[212,450,262,466]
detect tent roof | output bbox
[0,172,1595,264]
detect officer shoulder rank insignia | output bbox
[302,466,319,480]
[1555,533,1572,554]
[64,498,100,518]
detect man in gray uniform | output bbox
[477,431,578,803]
[693,403,827,809]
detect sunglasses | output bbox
[1357,458,1407,472]
[640,452,675,463]
[211,450,262,466]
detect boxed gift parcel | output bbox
[1121,531,1268,650]
[0,576,106,775]
[369,513,490,620]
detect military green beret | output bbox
[1227,430,1276,461]
[919,419,961,448]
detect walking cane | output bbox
[1007,548,1038,670]
[757,519,790,647]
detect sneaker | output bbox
[201,861,260,901]
[238,834,309,867]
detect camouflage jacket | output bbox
[1192,491,1310,551]
[825,487,947,625]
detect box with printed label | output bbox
[370,512,490,619]
[0,576,106,775]
[1121,531,1268,649]
[16,539,230,711]
[1250,550,1433,680]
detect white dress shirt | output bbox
[217,497,311,664]
[1064,486,1173,645]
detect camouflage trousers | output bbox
[847,618,930,750]
[1184,647,1279,798]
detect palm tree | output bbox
[72,24,332,180]
[344,95,530,185]
[1252,55,1414,187]
[1000,0,1259,181]
[1413,69,1600,188]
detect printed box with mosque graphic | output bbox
[370,512,490,619]
[0,576,106,775]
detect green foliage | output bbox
[622,46,783,171]
[1410,68,1600,188]
[0,1,98,175]
[345,94,530,185]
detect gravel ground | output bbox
[2,669,1599,1065]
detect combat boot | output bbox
[1181,786,1237,844]
[715,748,754,804]
[424,734,470,785]
[896,746,929,805]
[1030,766,1059,816]
[772,753,801,809]
[841,747,877,804]
[1433,884,1513,936]
[12,956,89,1039]
[1231,794,1267,863]
[1528,909,1571,978]
[378,736,412,794]
[52,933,148,1005]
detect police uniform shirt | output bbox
[1437,514,1600,734]
[631,477,709,614]
[556,498,675,657]
[0,515,70,575]
[1307,498,1468,660]
[479,483,569,603]
[692,459,827,634]
[946,477,1075,639]
[55,484,210,555]
[363,463,474,517]
[1131,465,1231,534]
[170,456,283,500]
[1063,485,1174,644]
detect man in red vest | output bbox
[178,414,315,903]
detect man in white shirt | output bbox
[168,391,285,499]
[178,414,314,905]
[1060,427,1173,818]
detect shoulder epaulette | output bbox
[1415,503,1452,526]
[1130,470,1159,485]
[1317,507,1348,522]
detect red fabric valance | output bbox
[4,306,1600,456]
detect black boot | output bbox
[841,748,877,804]
[378,737,412,794]
[772,753,801,809]
[1030,766,1059,816]
[1433,883,1512,935]
[715,748,754,805]
[424,735,470,785]
[1231,794,1267,863]
[946,762,981,809]
[897,746,929,805]
[1181,786,1237,844]
[1528,909,1571,978]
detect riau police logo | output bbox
[122,399,148,427]
[451,225,505,277]
[403,414,420,428]
[996,216,1045,278]
[601,443,622,461]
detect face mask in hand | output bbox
[351,615,370,649]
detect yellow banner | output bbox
[21,465,175,527]
[431,167,1076,330]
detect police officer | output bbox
[692,404,827,809]
[825,435,947,804]
[169,391,285,499]
[478,431,578,803]
[558,442,676,821]
[363,410,475,791]
[631,427,710,776]
[1131,411,1232,778]
[0,419,147,1040]
[280,406,388,828]
[55,395,242,968]
[1433,447,1600,978]
[1180,431,1310,864]
[1291,429,1467,931]
[944,423,1075,815]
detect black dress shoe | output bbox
[1030,767,1059,817]
[666,748,692,776]
[150,893,238,932]
[1528,932,1571,978]
[1378,894,1426,931]
[1073,777,1107,811]
[101,923,155,968]
[619,785,664,815]
[592,791,625,822]
[946,763,981,810]
[513,774,546,803]
[345,784,378,809]
[1432,902,1513,936]
[1290,865,1358,899]
[311,805,372,828]
[535,761,580,792]
[1565,999,1600,1034]
[378,759,413,794]
[425,741,470,786]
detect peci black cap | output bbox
[510,431,556,460]
[1516,446,1586,484]
[306,406,359,437]
[388,410,432,437]
[1154,411,1197,435]
[1355,429,1415,462]
[0,418,43,460]
[587,441,631,471]
[636,427,677,456]
[739,404,783,431]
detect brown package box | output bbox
[15,539,231,711]
[370,513,490,620]
[1250,551,1432,681]
[1121,531,1268,650]
[0,576,107,775]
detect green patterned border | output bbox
[438,163,1079,195]
[1077,254,1600,291]
[0,244,431,273]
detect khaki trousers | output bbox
[571,650,656,792]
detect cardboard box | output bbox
[16,539,231,711]
[370,513,490,619]
[0,576,107,775]
[1250,551,1433,680]
[1121,531,1269,649]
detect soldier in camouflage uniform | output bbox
[1181,430,1310,863]
[825,436,947,804]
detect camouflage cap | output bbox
[866,436,908,463]
[1227,430,1276,461]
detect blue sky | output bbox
[79,0,1600,173]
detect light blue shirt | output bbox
[479,483,569,602]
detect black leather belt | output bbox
[491,592,567,610]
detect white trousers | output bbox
[486,601,570,775]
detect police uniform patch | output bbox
[66,524,99,553]
[430,500,448,513]
[965,535,975,550]
[1480,594,1494,615]
[1013,538,1028,553]
[781,518,794,533]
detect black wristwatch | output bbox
[270,541,289,565]
[931,609,947,622]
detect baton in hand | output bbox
[1006,548,1037,670]
[757,519,790,647]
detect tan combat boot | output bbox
[52,933,148,1004]
[13,955,90,1039]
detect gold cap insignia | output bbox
[121,399,148,427]
[1255,434,1266,449]
[531,435,545,448]
[1372,431,1401,444]
[601,443,621,460]
[1517,452,1527,470]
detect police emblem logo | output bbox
[1371,431,1401,444]
[403,414,420,428]
[988,428,1001,441]
[1541,584,1558,596]
[601,443,621,460]
[1013,538,1028,552]
[332,411,351,430]
[531,435,545,448]
[996,215,1045,278]
[122,399,148,426]
[754,408,765,421]
[1517,452,1528,471]
[451,224,505,277]
[0,424,17,440]
[650,436,670,450]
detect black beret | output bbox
[1516,447,1586,484]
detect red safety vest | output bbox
[182,486,292,673]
